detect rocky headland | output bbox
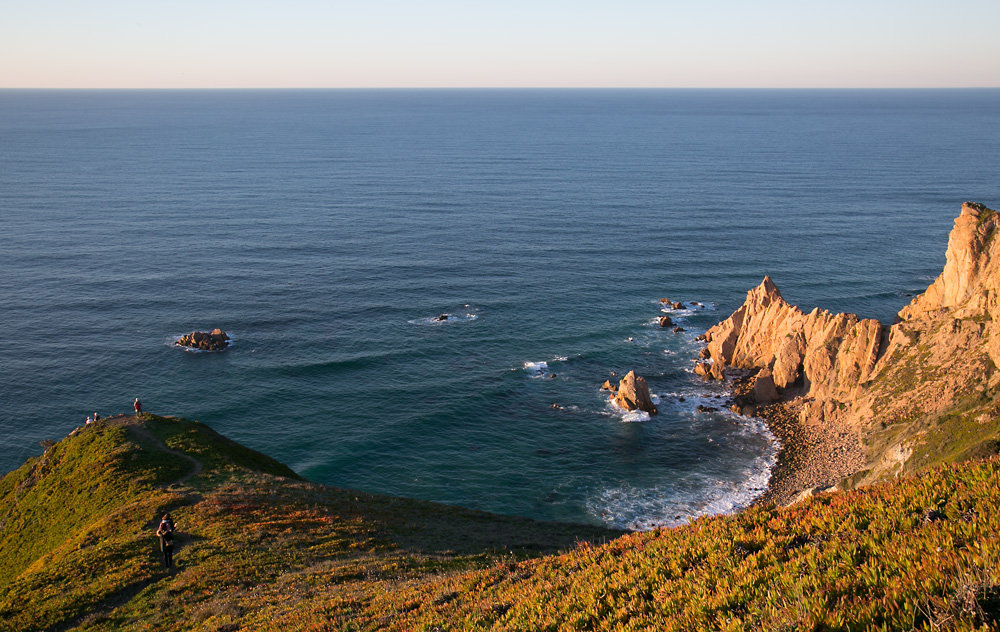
[696,202,1000,505]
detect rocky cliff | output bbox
[698,276,884,402]
[699,202,1000,499]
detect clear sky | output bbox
[2,0,999,88]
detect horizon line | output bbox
[2,85,999,91]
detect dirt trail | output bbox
[107,415,204,486]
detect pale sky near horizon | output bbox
[2,0,999,89]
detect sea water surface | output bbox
[2,89,999,529]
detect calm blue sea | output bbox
[2,89,998,529]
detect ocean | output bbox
[2,89,998,529]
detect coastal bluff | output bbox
[697,202,1000,501]
[7,408,1000,629]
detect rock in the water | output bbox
[696,360,724,380]
[176,330,230,351]
[673,326,685,333]
[659,298,686,310]
[434,314,450,322]
[731,403,756,416]
[611,370,657,415]
[659,316,673,328]
[600,380,616,392]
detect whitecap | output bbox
[408,311,478,326]
[523,361,549,378]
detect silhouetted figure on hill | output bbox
[156,514,175,568]
[134,398,142,416]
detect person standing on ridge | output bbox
[156,514,175,568]
[134,397,142,416]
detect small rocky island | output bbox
[603,370,658,415]
[176,329,230,351]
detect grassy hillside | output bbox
[0,415,617,632]
[3,414,1000,631]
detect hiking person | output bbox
[133,398,142,415]
[156,514,176,568]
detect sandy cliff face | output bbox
[898,202,1000,373]
[700,202,1000,495]
[900,202,999,320]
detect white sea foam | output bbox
[523,355,570,378]
[589,447,777,531]
[604,398,652,423]
[408,311,479,326]
[620,410,652,423]
[523,361,549,378]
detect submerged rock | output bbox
[176,329,230,351]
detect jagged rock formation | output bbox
[176,329,230,351]
[696,276,883,402]
[698,202,1000,499]
[610,370,658,415]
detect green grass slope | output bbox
[4,414,1000,631]
[0,415,617,632]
